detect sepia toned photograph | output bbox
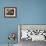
[4,7,17,18]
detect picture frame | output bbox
[18,24,46,42]
[4,7,17,18]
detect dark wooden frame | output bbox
[4,7,17,18]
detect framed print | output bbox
[18,24,46,41]
[4,7,17,18]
